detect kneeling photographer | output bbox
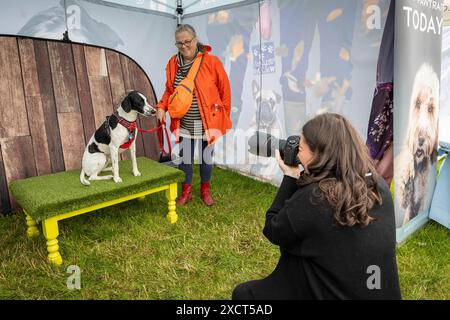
[233,113,401,300]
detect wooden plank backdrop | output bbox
[33,40,66,173]
[18,39,52,176]
[0,36,161,214]
[0,37,29,138]
[48,42,80,113]
[72,44,96,144]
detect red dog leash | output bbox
[137,122,172,156]
[115,114,171,156]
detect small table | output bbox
[9,157,184,265]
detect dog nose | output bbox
[418,137,425,146]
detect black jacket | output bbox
[262,175,401,300]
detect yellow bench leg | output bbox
[42,219,63,265]
[165,183,178,224]
[25,212,40,238]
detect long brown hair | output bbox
[298,113,381,227]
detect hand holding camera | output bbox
[275,149,301,179]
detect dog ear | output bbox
[252,80,260,99]
[122,95,132,112]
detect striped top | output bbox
[175,52,205,139]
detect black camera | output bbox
[248,131,301,166]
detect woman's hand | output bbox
[156,108,166,123]
[275,149,301,179]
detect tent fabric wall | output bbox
[429,25,450,229]
[185,0,389,185]
[183,0,261,16]
[439,26,450,145]
[91,0,257,16]
[0,36,160,213]
[101,0,175,14]
[0,0,176,96]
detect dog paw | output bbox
[133,170,141,177]
[113,176,123,183]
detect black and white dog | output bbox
[80,91,156,185]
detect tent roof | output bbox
[101,0,256,16]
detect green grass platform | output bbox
[9,157,184,222]
[9,157,184,265]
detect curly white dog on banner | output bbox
[395,63,439,225]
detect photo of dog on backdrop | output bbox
[395,63,439,225]
[248,80,284,178]
[18,0,124,49]
[80,91,156,185]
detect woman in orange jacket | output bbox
[156,24,232,206]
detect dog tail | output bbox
[80,169,90,186]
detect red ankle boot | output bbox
[200,182,214,206]
[177,183,192,206]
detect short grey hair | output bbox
[175,24,197,37]
[175,24,206,52]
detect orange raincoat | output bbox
[157,45,232,144]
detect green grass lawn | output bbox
[0,166,449,299]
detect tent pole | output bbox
[176,0,183,26]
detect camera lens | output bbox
[248,131,300,166]
[248,131,281,158]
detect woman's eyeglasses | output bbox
[175,37,195,48]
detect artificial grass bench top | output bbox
[9,157,184,222]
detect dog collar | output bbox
[114,113,136,130]
[113,113,137,149]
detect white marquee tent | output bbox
[4,0,447,239]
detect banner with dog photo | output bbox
[394,0,443,242]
